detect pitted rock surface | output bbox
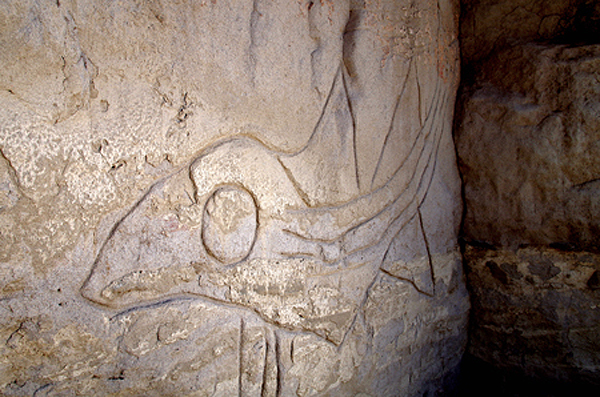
[0,1,467,395]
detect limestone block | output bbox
[456,44,600,250]
[460,0,600,65]
[0,0,466,395]
[464,245,600,384]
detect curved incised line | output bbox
[370,56,415,190]
[280,80,448,241]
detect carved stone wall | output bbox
[0,1,467,395]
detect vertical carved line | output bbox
[260,331,269,397]
[370,57,414,190]
[248,0,260,86]
[239,317,245,397]
[418,207,435,295]
[282,64,342,157]
[341,66,360,192]
[274,331,282,397]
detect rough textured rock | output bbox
[0,0,467,396]
[464,245,600,385]
[457,44,600,250]
[460,0,600,66]
[456,10,600,386]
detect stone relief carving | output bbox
[0,1,466,395]
[81,63,447,341]
[75,59,451,394]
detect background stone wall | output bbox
[456,0,600,388]
[0,1,467,395]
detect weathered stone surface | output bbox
[202,186,258,264]
[455,0,600,390]
[464,245,600,384]
[0,0,466,395]
[456,44,600,250]
[460,0,600,65]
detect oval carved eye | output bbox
[201,186,258,265]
